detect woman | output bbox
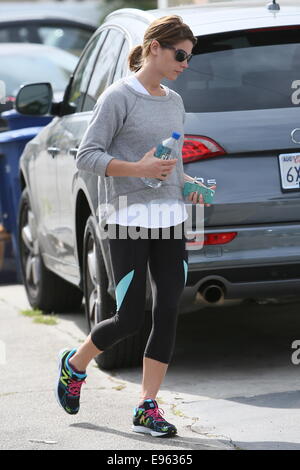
[55,15,210,438]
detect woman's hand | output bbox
[136,147,177,180]
[187,183,217,207]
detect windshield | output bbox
[163,27,300,112]
[0,48,77,96]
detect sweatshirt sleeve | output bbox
[76,90,126,178]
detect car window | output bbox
[113,39,130,82]
[0,25,39,42]
[0,23,92,56]
[82,28,124,112]
[67,31,107,114]
[38,26,92,56]
[0,49,77,96]
[162,27,300,112]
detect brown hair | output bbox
[128,15,197,72]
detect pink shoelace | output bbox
[67,378,86,397]
[144,406,165,422]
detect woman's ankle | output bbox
[138,396,156,407]
[68,355,86,374]
[68,336,102,373]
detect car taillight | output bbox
[186,232,237,249]
[204,232,237,245]
[182,135,226,163]
[6,96,15,102]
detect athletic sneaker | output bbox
[55,348,87,415]
[132,399,177,437]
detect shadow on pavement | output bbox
[228,389,300,409]
[70,422,233,450]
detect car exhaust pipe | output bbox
[198,281,225,304]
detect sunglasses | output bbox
[159,43,193,63]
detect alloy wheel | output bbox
[20,203,41,298]
[85,233,101,331]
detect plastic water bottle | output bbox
[142,132,181,188]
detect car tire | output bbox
[18,188,83,313]
[82,215,151,370]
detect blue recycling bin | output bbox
[1,109,52,131]
[0,225,19,284]
[0,126,45,282]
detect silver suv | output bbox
[16,2,300,369]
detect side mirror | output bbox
[15,83,53,115]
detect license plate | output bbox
[278,153,300,190]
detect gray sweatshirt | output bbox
[76,77,186,227]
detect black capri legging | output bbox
[90,222,189,364]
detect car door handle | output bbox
[47,146,60,157]
[69,147,78,158]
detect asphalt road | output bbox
[1,284,300,451]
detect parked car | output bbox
[0,1,102,28]
[15,1,300,369]
[0,13,96,56]
[0,43,78,113]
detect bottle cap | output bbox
[172,132,181,140]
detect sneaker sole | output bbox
[54,348,77,415]
[132,425,176,438]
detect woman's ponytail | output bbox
[128,45,143,72]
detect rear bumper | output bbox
[179,264,300,313]
[142,223,300,312]
[180,222,300,312]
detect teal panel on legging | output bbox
[115,269,135,311]
[183,260,188,286]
